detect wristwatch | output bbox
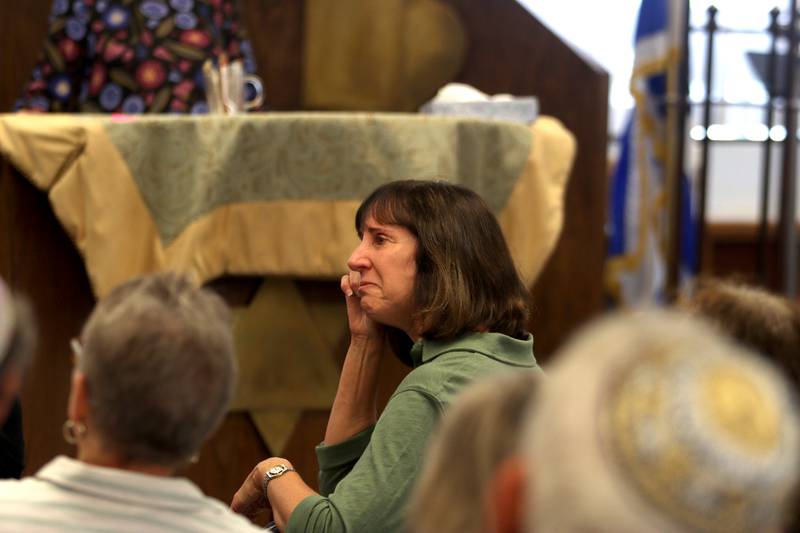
[262,463,296,496]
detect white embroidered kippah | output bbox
[602,341,799,532]
[530,310,800,533]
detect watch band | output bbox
[262,464,296,496]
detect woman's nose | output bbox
[347,242,370,271]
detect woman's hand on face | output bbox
[230,461,274,521]
[341,271,383,340]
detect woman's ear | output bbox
[486,455,528,533]
[67,370,90,423]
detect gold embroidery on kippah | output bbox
[701,367,779,454]
[601,349,795,533]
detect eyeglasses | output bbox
[70,338,83,364]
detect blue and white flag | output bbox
[606,0,697,306]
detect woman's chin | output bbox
[360,300,411,332]
[373,317,410,334]
[364,309,397,330]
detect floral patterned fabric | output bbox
[14,0,258,114]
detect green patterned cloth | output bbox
[105,112,532,244]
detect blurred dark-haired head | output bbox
[683,277,800,391]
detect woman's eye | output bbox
[373,234,387,245]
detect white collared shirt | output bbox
[0,456,263,532]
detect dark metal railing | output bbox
[671,3,799,298]
[779,0,799,297]
[696,5,718,271]
[757,8,782,282]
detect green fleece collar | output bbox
[409,331,536,368]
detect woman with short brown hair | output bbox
[355,179,531,342]
[232,179,539,533]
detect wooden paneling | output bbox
[184,413,272,504]
[0,165,93,475]
[442,0,610,359]
[0,2,51,112]
[704,223,798,292]
[238,0,305,111]
[0,160,12,280]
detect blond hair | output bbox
[409,370,539,533]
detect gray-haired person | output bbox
[0,272,264,532]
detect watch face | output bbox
[267,465,286,478]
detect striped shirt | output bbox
[0,456,263,532]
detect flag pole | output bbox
[667,0,691,299]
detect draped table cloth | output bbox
[0,112,575,452]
